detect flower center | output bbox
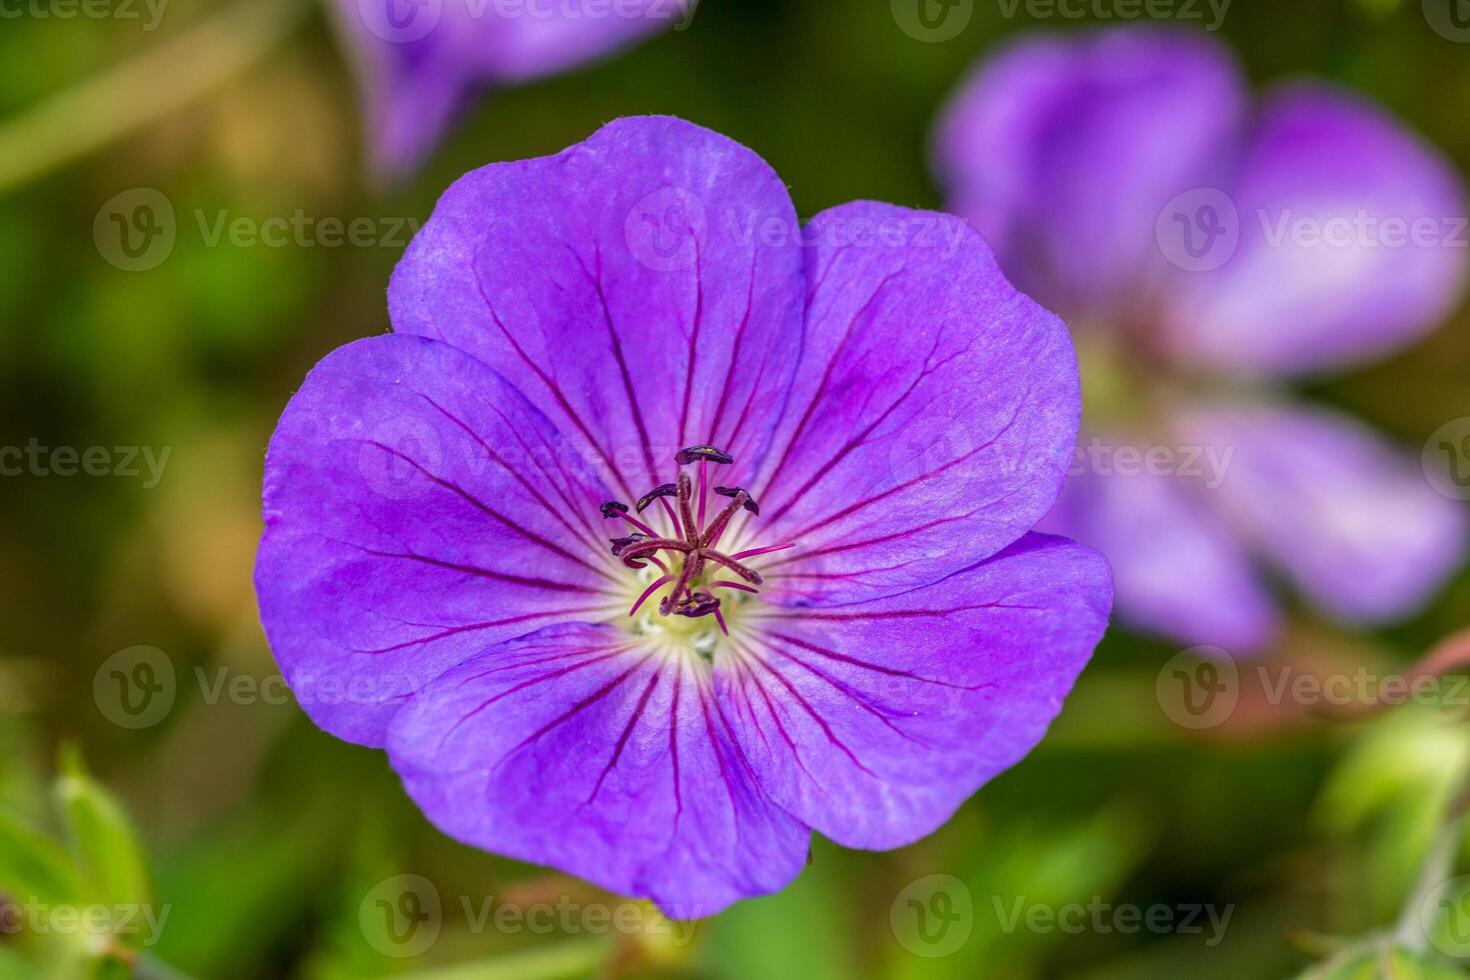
[598,444,793,643]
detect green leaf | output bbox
[0,808,82,906]
[52,747,151,908]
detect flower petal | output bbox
[715,534,1110,850]
[1160,85,1468,376]
[255,334,621,748]
[389,115,805,500]
[1175,399,1468,623]
[1041,450,1279,653]
[933,27,1245,315]
[387,623,810,916]
[747,202,1079,606]
[330,2,691,178]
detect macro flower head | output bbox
[254,116,1112,913]
[330,0,696,179]
[935,27,1468,654]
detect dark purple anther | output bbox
[675,445,734,466]
[714,486,760,515]
[636,483,678,513]
[600,501,629,519]
[610,533,648,556]
[671,590,721,618]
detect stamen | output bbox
[713,486,760,515]
[671,590,720,618]
[598,443,786,631]
[709,579,758,594]
[660,551,705,616]
[731,543,796,561]
[636,483,678,513]
[614,510,659,536]
[675,445,734,466]
[617,537,691,569]
[610,533,648,556]
[675,472,698,542]
[629,573,673,617]
[700,551,764,586]
[697,458,708,531]
[701,490,750,549]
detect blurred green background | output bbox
[2,0,1470,977]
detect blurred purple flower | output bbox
[254,116,1111,913]
[935,28,1469,654]
[330,0,696,179]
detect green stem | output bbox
[0,0,307,194]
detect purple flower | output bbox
[330,0,696,179]
[935,28,1468,654]
[254,116,1112,914]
